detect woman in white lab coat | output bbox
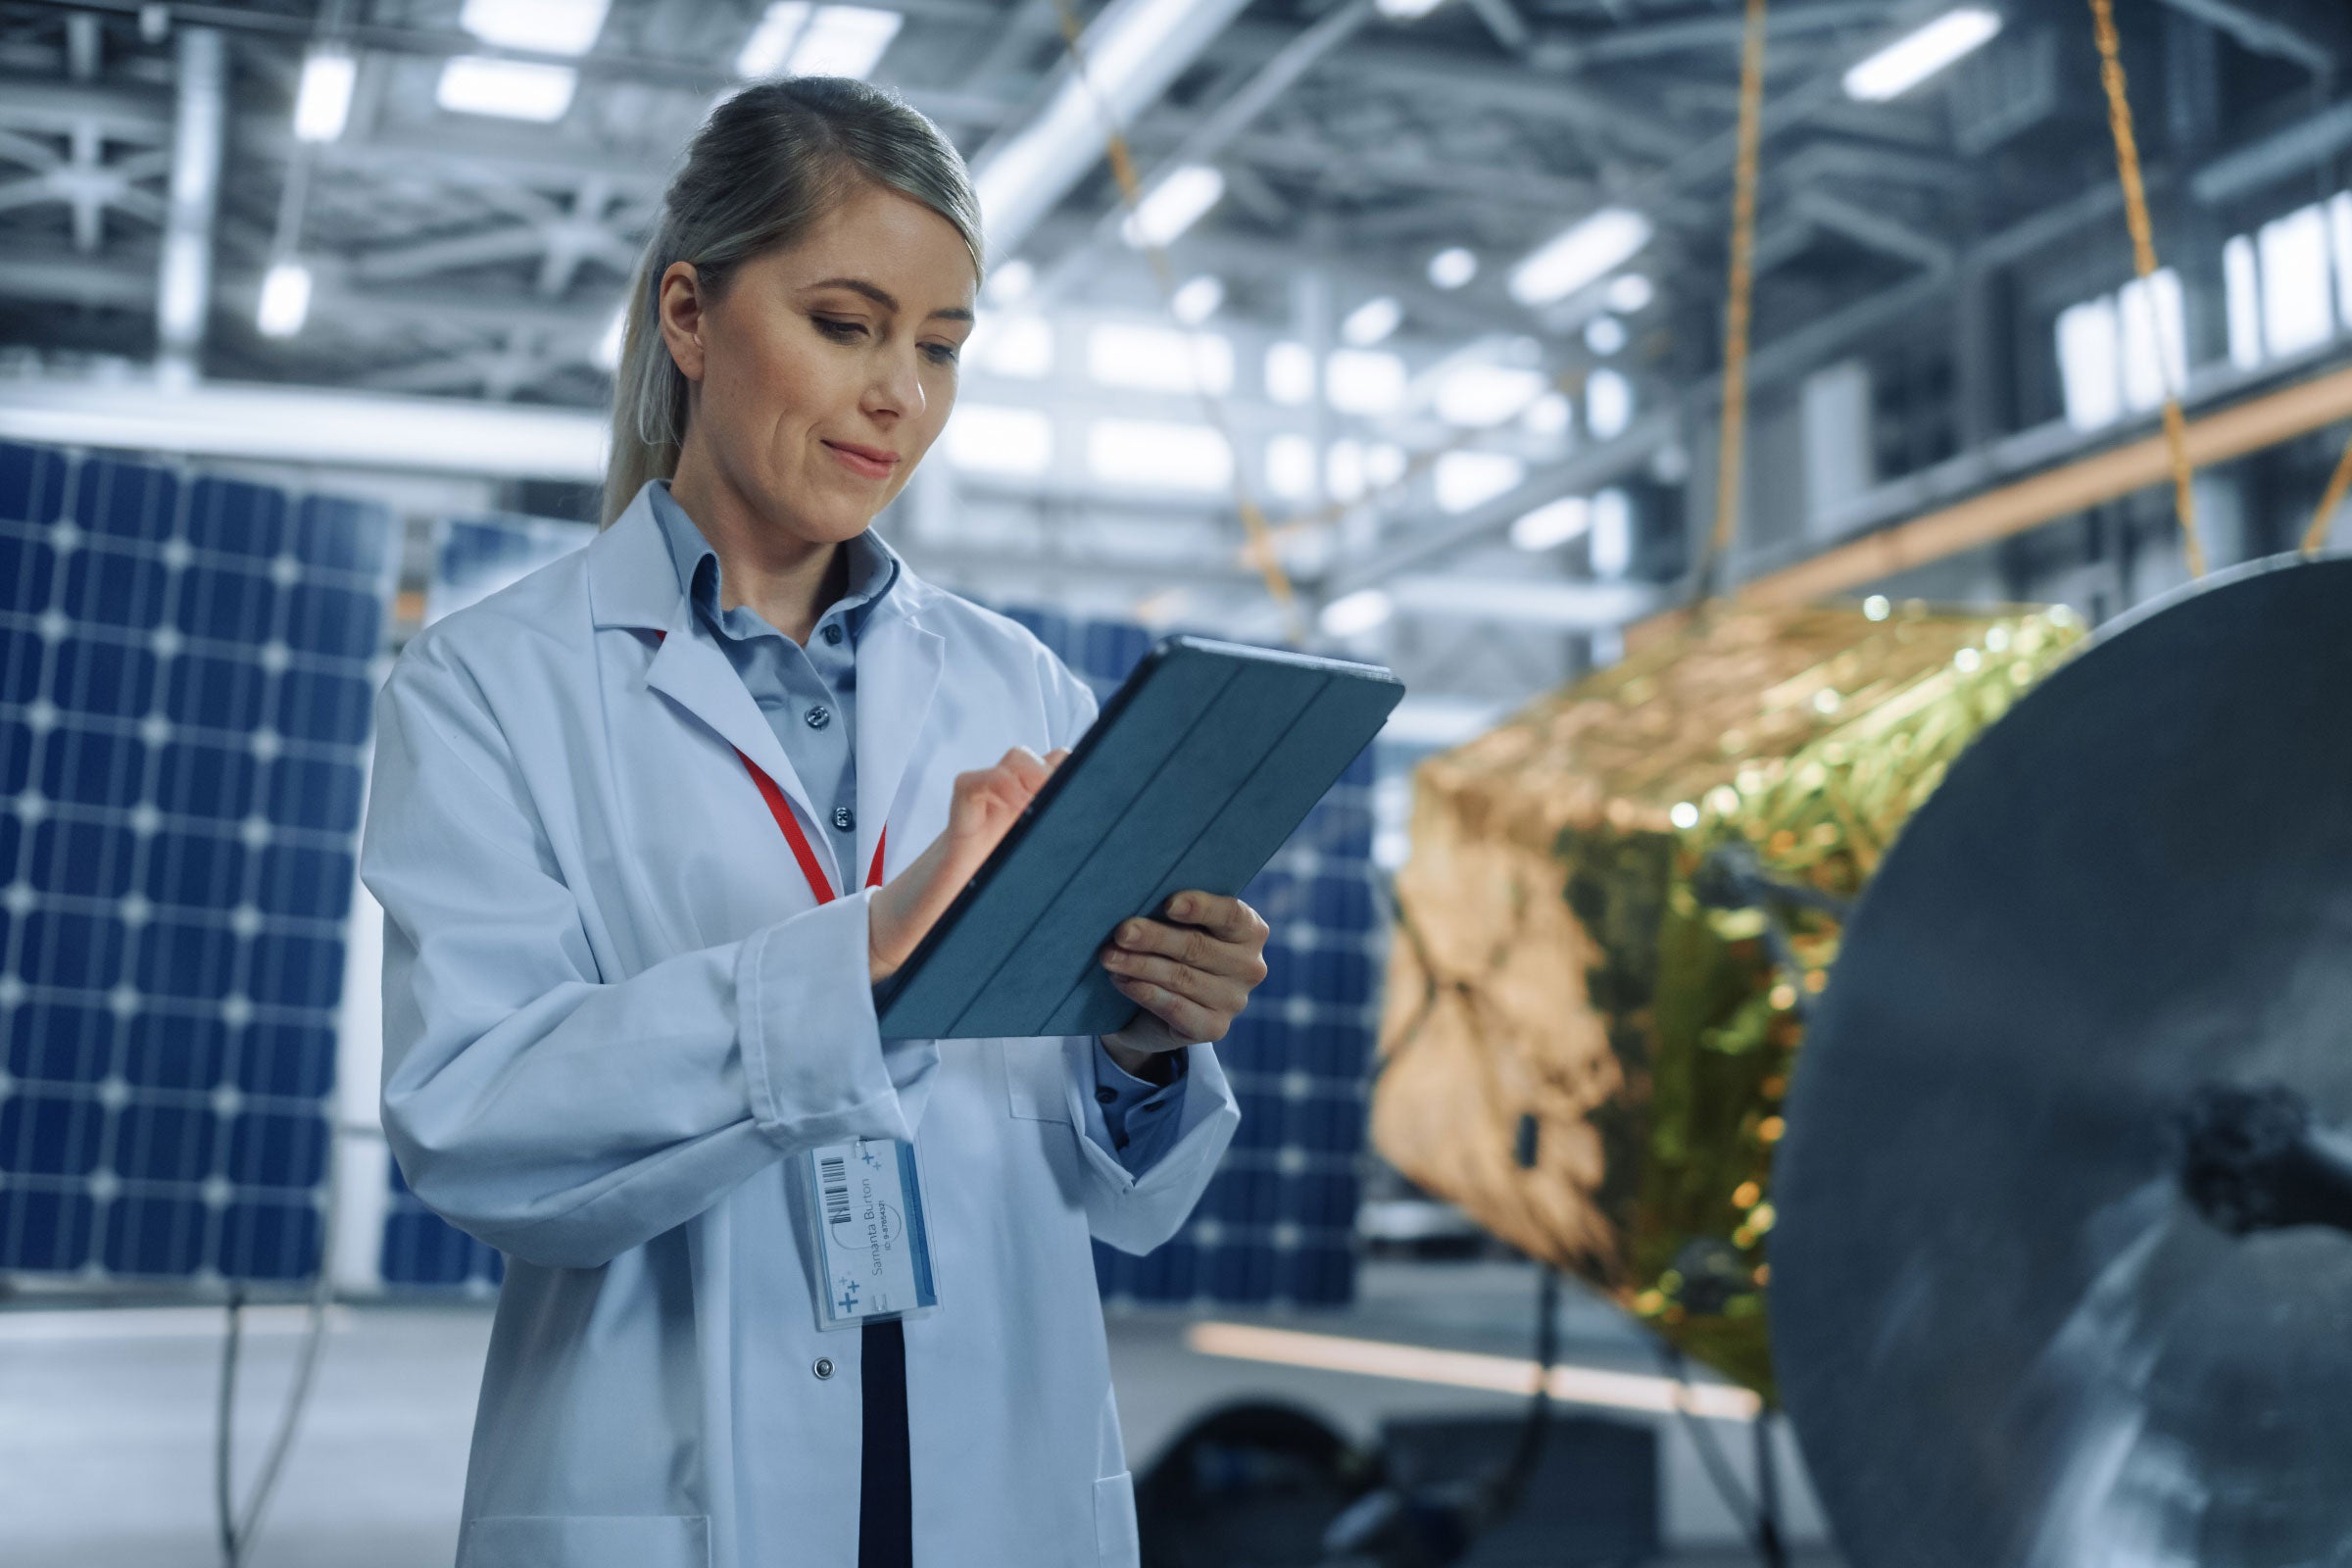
[359,77,1256,1568]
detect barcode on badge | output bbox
[820,1153,851,1227]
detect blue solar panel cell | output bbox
[155,740,255,819]
[0,442,66,524]
[176,564,275,643]
[74,458,178,544]
[184,476,285,558]
[0,440,394,1284]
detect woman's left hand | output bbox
[1100,892,1270,1076]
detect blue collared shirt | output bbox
[646,480,1184,1172]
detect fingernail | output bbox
[1171,896,1194,917]
[1122,921,1145,944]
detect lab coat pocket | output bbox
[456,1512,710,1568]
[1094,1471,1140,1565]
[1000,1037,1072,1123]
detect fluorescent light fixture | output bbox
[1584,315,1627,356]
[1326,349,1407,416]
[0,376,609,479]
[1427,246,1477,290]
[1265,342,1315,406]
[1374,0,1448,19]
[1509,207,1653,307]
[984,258,1034,306]
[1366,443,1407,488]
[1586,367,1633,439]
[293,48,356,142]
[946,404,1053,476]
[1522,391,1573,438]
[1319,588,1393,639]
[593,306,624,372]
[158,231,207,344]
[970,313,1053,377]
[1171,274,1224,325]
[970,0,1259,258]
[1264,433,1315,500]
[1087,321,1233,394]
[1510,496,1591,552]
[257,262,312,338]
[738,1,811,74]
[2259,204,2334,361]
[1605,273,1654,313]
[461,0,612,55]
[1842,7,2000,103]
[1122,165,1223,250]
[1435,451,1523,514]
[787,5,902,77]
[2224,233,2264,370]
[1341,296,1402,347]
[1087,417,1231,491]
[1435,364,1545,427]
[436,56,578,121]
[1590,488,1633,577]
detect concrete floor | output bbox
[0,1264,1839,1567]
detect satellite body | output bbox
[1372,600,2083,1396]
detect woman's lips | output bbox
[823,441,898,479]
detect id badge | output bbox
[802,1137,940,1333]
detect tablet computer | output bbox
[872,634,1404,1040]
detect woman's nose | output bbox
[863,349,924,422]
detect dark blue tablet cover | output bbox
[872,635,1403,1040]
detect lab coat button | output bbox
[821,623,844,645]
[813,1357,835,1380]
[832,805,856,832]
[1095,1086,1118,1104]
[805,705,831,730]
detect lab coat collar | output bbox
[589,479,944,893]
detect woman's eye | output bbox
[924,342,962,366]
[813,317,866,341]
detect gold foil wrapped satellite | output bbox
[1371,600,2084,1397]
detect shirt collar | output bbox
[647,477,901,647]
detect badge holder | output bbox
[802,1137,941,1333]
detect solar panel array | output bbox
[1003,608,1378,1309]
[393,519,1381,1306]
[0,440,394,1285]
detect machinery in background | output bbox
[1774,555,2352,1567]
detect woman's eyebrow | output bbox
[804,276,974,323]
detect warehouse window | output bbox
[2220,191,2352,373]
[2054,269,2183,433]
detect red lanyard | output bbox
[735,746,885,905]
[652,629,884,905]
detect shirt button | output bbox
[832,805,856,832]
[1096,1086,1118,1104]
[805,705,831,730]
[821,624,844,646]
[812,1356,835,1381]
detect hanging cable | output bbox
[1690,0,1770,609]
[2088,0,2206,577]
[2301,426,2352,553]
[1039,0,1306,642]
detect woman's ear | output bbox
[657,262,709,384]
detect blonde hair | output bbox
[602,77,984,528]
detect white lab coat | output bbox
[359,481,1241,1568]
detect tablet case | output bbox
[872,635,1404,1040]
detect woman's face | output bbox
[661,181,976,546]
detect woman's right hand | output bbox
[867,746,1068,983]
